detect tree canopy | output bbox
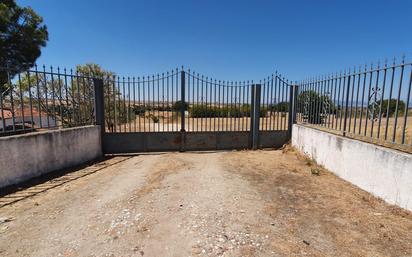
[369,99,406,119]
[297,90,336,124]
[10,63,119,129]
[0,0,48,91]
[269,101,289,112]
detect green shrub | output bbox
[132,105,146,115]
[297,90,336,124]
[260,108,268,117]
[190,105,234,118]
[240,104,267,117]
[173,101,189,111]
[149,114,159,123]
[190,105,221,117]
[189,104,267,118]
[154,105,172,111]
[269,102,289,112]
[369,99,406,118]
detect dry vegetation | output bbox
[108,111,289,132]
[298,114,412,153]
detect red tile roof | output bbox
[0,107,43,119]
[0,109,13,119]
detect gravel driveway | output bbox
[0,148,411,257]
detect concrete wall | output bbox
[292,124,412,211]
[0,125,102,188]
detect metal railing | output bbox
[0,65,96,136]
[260,74,291,131]
[104,68,183,133]
[4,59,409,151]
[296,58,412,148]
[103,68,292,133]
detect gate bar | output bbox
[288,84,298,138]
[180,70,186,151]
[180,70,186,132]
[251,84,261,150]
[93,78,105,138]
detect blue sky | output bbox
[18,0,412,82]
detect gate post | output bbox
[93,78,105,138]
[180,70,186,151]
[288,84,298,139]
[250,84,261,150]
[249,85,255,149]
[342,75,351,136]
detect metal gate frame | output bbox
[93,71,297,154]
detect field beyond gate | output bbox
[101,69,293,153]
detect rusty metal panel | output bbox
[184,132,217,150]
[103,132,181,154]
[258,131,288,148]
[215,132,251,150]
[184,132,250,151]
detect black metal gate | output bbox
[96,68,294,153]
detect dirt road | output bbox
[0,149,411,257]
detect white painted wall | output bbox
[292,124,412,212]
[0,125,102,188]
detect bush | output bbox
[240,104,267,118]
[370,99,406,118]
[239,104,251,117]
[260,107,268,117]
[173,101,189,111]
[297,90,336,124]
[269,102,289,112]
[190,105,221,117]
[189,104,267,118]
[154,105,172,111]
[149,114,159,123]
[132,105,146,115]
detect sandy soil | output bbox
[0,149,411,257]
[108,112,289,133]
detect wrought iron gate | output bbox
[97,68,294,153]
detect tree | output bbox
[297,90,336,124]
[9,67,90,128]
[269,102,289,112]
[74,64,134,131]
[0,0,48,92]
[13,64,127,131]
[172,100,188,111]
[369,99,406,119]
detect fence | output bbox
[2,57,411,152]
[103,68,291,133]
[296,58,412,148]
[0,65,96,136]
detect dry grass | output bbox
[108,111,289,132]
[297,114,412,153]
[223,149,412,256]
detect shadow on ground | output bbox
[0,156,132,208]
[0,150,232,208]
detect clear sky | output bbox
[17,0,412,82]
